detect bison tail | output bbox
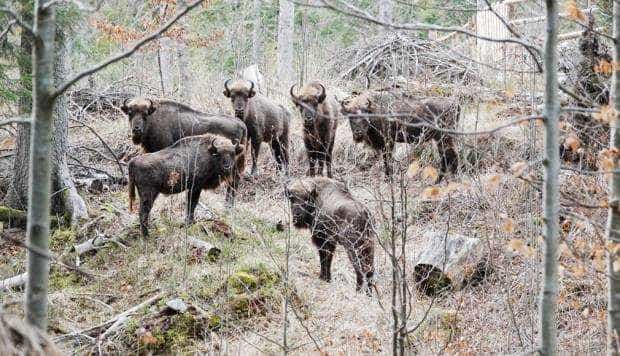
[128,166,136,213]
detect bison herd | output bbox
[123,80,460,293]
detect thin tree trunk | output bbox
[176,0,191,102]
[4,5,33,210]
[378,0,393,24]
[159,36,174,95]
[540,0,560,354]
[277,0,295,86]
[607,1,620,352]
[26,0,56,330]
[251,0,262,65]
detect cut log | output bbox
[0,273,27,290]
[413,231,487,295]
[187,236,221,260]
[72,234,123,257]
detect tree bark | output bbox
[159,36,175,95]
[176,0,192,102]
[26,0,56,330]
[607,1,620,352]
[4,4,33,210]
[540,0,560,354]
[277,0,295,86]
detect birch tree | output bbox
[378,0,393,24]
[540,0,560,354]
[607,0,620,352]
[277,0,295,86]
[251,0,262,65]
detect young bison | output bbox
[223,79,291,176]
[286,177,375,294]
[341,91,460,181]
[122,97,247,205]
[290,82,339,177]
[128,134,243,237]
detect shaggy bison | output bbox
[290,82,339,177]
[128,134,243,237]
[121,97,247,204]
[341,91,460,181]
[286,177,375,294]
[223,79,291,176]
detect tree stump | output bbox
[413,231,487,295]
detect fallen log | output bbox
[413,231,487,295]
[0,206,60,229]
[187,236,221,260]
[72,233,124,257]
[0,273,27,290]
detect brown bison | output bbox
[128,134,243,237]
[286,177,375,294]
[223,79,291,176]
[290,82,339,177]
[341,91,460,181]
[121,97,247,205]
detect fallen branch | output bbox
[0,116,30,128]
[96,292,163,342]
[72,233,124,257]
[0,273,27,290]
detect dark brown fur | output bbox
[290,82,339,177]
[341,91,460,181]
[121,98,247,204]
[128,134,243,237]
[223,79,291,176]
[286,177,375,294]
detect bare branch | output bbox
[52,0,205,99]
[0,19,16,42]
[0,7,35,37]
[0,115,31,128]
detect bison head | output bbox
[341,94,373,143]
[223,79,256,119]
[208,137,244,175]
[290,82,326,126]
[121,97,157,144]
[286,178,318,228]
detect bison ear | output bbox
[233,140,244,155]
[146,99,157,115]
[121,105,130,115]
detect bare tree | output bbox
[176,0,192,101]
[251,0,262,65]
[607,0,620,352]
[378,0,393,24]
[540,0,560,354]
[277,0,295,86]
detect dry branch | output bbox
[0,273,27,290]
[95,292,163,342]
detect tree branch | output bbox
[51,0,205,99]
[0,7,35,37]
[0,115,31,127]
[0,20,16,42]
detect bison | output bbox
[223,79,291,176]
[286,177,375,294]
[290,82,339,178]
[341,91,460,181]
[121,97,247,205]
[128,134,243,237]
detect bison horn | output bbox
[248,80,256,98]
[289,84,298,101]
[123,97,131,107]
[224,79,232,96]
[317,83,326,103]
[208,139,218,154]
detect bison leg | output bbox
[271,138,288,175]
[250,137,261,176]
[186,188,202,224]
[312,235,336,282]
[306,153,316,177]
[138,190,158,237]
[382,149,394,177]
[317,152,326,177]
[437,138,458,183]
[225,172,239,208]
[326,142,335,178]
[346,240,375,295]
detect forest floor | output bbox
[0,94,608,354]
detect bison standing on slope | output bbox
[290,82,339,178]
[128,134,243,237]
[121,97,247,205]
[223,79,291,176]
[286,177,375,294]
[341,91,460,182]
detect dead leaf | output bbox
[510,161,528,177]
[566,0,587,22]
[422,166,439,183]
[486,174,502,191]
[563,134,581,152]
[406,161,421,179]
[501,217,515,234]
[421,187,442,200]
[138,331,158,346]
[594,105,618,124]
[0,137,15,150]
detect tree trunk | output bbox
[540,0,560,354]
[4,4,33,210]
[159,36,175,95]
[51,34,87,223]
[176,0,192,102]
[607,1,620,353]
[276,0,295,86]
[26,0,56,330]
[251,0,262,65]
[378,0,393,24]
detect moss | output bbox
[207,314,221,330]
[0,205,61,229]
[125,318,139,335]
[228,271,259,293]
[50,227,76,249]
[148,313,203,352]
[49,270,82,290]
